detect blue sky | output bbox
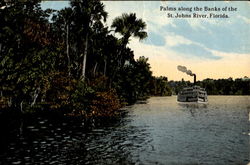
[41,1,250,81]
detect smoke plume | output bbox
[177,65,194,76]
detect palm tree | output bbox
[108,13,147,87]
[70,0,107,81]
[112,13,147,44]
[53,7,73,76]
[90,21,109,77]
[111,13,147,67]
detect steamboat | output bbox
[177,74,208,103]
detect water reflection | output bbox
[178,103,208,117]
[135,100,148,104]
[0,113,152,164]
[0,96,249,165]
[178,102,208,109]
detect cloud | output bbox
[165,18,250,54]
[172,44,221,60]
[144,31,166,46]
[237,15,250,24]
[103,1,250,55]
[164,33,221,60]
[130,39,250,80]
[165,34,193,46]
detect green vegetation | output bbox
[169,77,250,95]
[0,0,172,118]
[150,76,172,96]
[199,78,250,95]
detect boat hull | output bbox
[177,96,207,103]
[177,100,208,104]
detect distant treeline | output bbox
[169,78,250,95]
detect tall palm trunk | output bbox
[104,59,107,76]
[109,38,128,87]
[118,36,129,68]
[93,62,98,77]
[31,87,40,107]
[81,32,88,81]
[66,24,71,76]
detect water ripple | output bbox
[0,96,249,165]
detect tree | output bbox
[111,13,147,67]
[52,7,73,76]
[0,0,55,110]
[150,76,172,96]
[70,0,107,81]
[114,56,152,103]
[87,21,109,78]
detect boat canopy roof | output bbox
[182,85,206,91]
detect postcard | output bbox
[0,1,249,164]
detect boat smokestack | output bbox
[193,74,196,84]
[177,65,196,83]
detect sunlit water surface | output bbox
[0,96,249,165]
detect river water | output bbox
[0,96,249,165]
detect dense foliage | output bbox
[198,78,250,95]
[150,76,172,96]
[169,78,250,95]
[0,0,170,117]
